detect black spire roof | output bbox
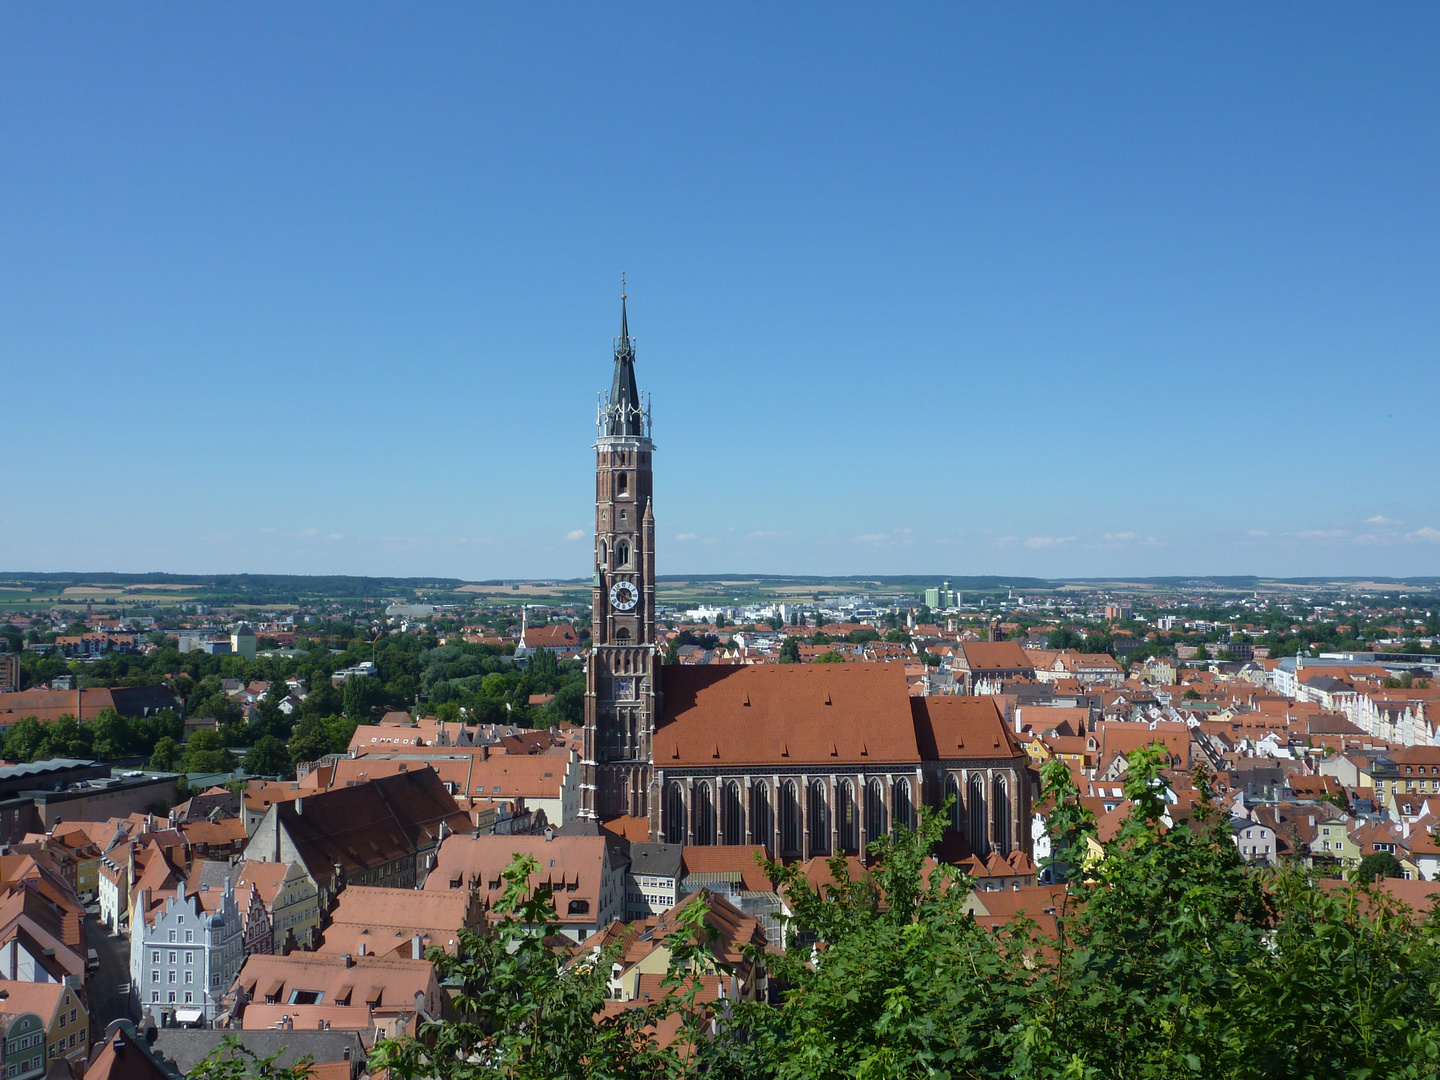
[603,293,646,438]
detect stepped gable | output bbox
[269,769,471,885]
[912,696,1023,759]
[655,663,919,767]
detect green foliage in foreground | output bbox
[191,747,1440,1080]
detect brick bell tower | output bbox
[581,286,659,823]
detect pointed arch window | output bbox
[664,783,686,845]
[724,781,744,844]
[616,540,630,567]
[809,780,830,855]
[598,540,608,568]
[944,774,962,832]
[865,778,886,850]
[837,779,858,853]
[617,472,629,497]
[993,775,1010,856]
[751,781,772,852]
[968,775,988,857]
[695,782,716,846]
[893,779,913,832]
[781,780,801,855]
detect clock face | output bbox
[609,580,639,611]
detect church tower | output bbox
[581,289,659,823]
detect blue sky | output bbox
[2,6,1437,581]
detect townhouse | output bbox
[129,879,245,1025]
[0,979,88,1068]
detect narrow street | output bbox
[86,914,133,1042]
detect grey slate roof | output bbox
[628,842,683,879]
[151,1029,364,1075]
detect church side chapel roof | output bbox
[656,664,921,767]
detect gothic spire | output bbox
[603,285,645,438]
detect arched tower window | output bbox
[837,779,858,853]
[809,780,830,855]
[781,780,801,854]
[893,779,913,832]
[724,781,744,844]
[993,775,1010,856]
[968,774,988,857]
[865,778,886,849]
[617,540,630,567]
[751,782,772,853]
[614,627,629,641]
[665,783,686,845]
[944,774,962,832]
[598,540,608,568]
[695,782,716,846]
[617,472,628,496]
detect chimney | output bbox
[341,953,353,968]
[295,799,303,816]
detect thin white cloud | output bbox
[855,529,913,546]
[1291,529,1349,540]
[1246,530,1270,538]
[675,533,698,542]
[1407,526,1440,542]
[1367,515,1402,526]
[746,531,790,540]
[326,534,343,542]
[1024,536,1078,549]
[564,529,586,541]
[1104,532,1138,542]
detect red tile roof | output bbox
[655,664,919,767]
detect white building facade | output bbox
[129,881,245,1025]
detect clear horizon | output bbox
[3,7,1437,580]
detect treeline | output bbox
[2,622,583,780]
[342,746,1440,1080]
[1,708,182,765]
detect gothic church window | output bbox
[724,782,744,844]
[865,779,886,849]
[781,781,801,854]
[945,774,962,832]
[893,779,913,832]
[695,782,716,845]
[969,775,988,857]
[751,782,772,847]
[838,779,857,852]
[617,540,630,566]
[993,776,1010,856]
[809,780,830,855]
[665,783,685,845]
